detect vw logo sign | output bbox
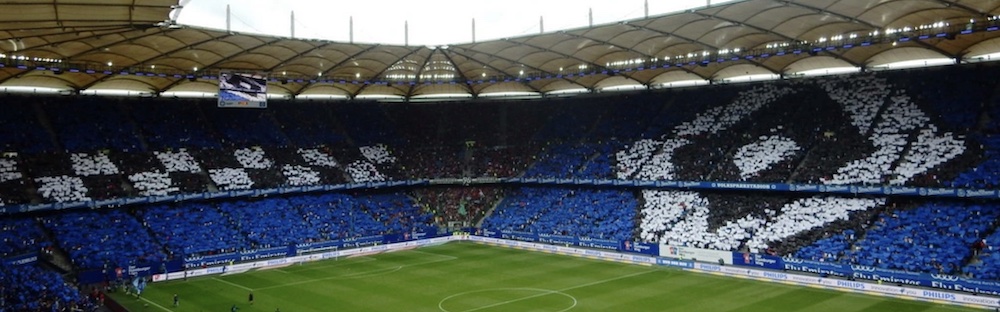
[931,274,960,282]
[851,265,876,272]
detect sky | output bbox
[176,0,739,45]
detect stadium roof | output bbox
[1,0,999,99]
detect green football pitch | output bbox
[110,242,984,312]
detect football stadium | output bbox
[2,0,1000,311]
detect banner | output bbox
[487,229,649,254]
[295,240,342,255]
[185,246,292,269]
[660,244,733,264]
[621,241,659,256]
[184,252,240,269]
[77,258,184,284]
[719,254,1000,296]
[656,258,694,269]
[478,228,502,238]
[340,235,383,249]
[537,233,578,246]
[781,257,850,277]
[692,258,1000,309]
[125,258,184,277]
[3,252,38,266]
[382,227,440,244]
[577,237,620,251]
[731,252,783,270]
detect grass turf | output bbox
[109,242,984,312]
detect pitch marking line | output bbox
[438,269,656,312]
[277,256,377,273]
[257,254,459,291]
[212,277,254,291]
[139,296,175,312]
[438,288,577,312]
[255,266,403,291]
[410,249,460,260]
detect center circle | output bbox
[438,288,577,312]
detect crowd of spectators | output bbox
[472,145,539,178]
[0,158,26,206]
[35,175,90,203]
[333,103,403,146]
[0,263,96,312]
[281,165,321,186]
[154,150,201,173]
[484,187,635,241]
[208,168,254,190]
[891,125,966,184]
[270,101,349,148]
[127,99,221,149]
[412,187,501,224]
[0,217,94,312]
[620,76,974,257]
[0,95,55,153]
[354,193,434,235]
[524,143,601,179]
[128,171,177,196]
[2,63,1000,300]
[396,146,463,179]
[0,217,46,258]
[42,209,166,271]
[233,147,273,169]
[0,158,20,183]
[296,194,383,242]
[69,153,119,177]
[0,66,989,207]
[297,148,339,168]
[43,98,143,153]
[902,66,991,134]
[359,145,396,165]
[732,135,800,181]
[137,203,245,257]
[345,160,385,182]
[827,201,1000,276]
[203,107,290,148]
[270,147,345,185]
